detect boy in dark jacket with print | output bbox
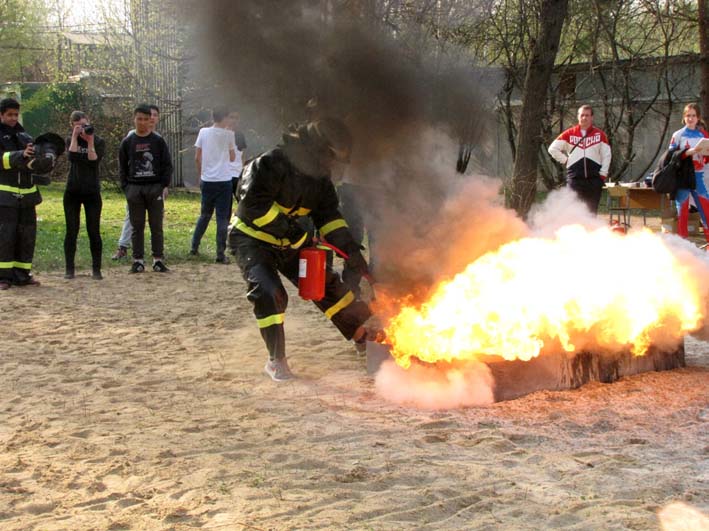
[119,104,173,273]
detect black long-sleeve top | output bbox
[65,135,105,195]
[118,131,173,189]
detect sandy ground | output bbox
[1,262,707,531]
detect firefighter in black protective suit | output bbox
[228,118,375,382]
[0,98,45,289]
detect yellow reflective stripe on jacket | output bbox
[324,291,355,319]
[0,261,32,270]
[253,202,312,228]
[2,152,10,170]
[276,202,311,217]
[0,184,37,195]
[290,232,308,249]
[257,313,285,328]
[234,217,288,246]
[253,203,281,227]
[319,218,348,237]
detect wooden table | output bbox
[605,184,669,226]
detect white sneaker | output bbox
[264,358,295,382]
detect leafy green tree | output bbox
[0,0,49,82]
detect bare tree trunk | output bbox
[700,0,709,117]
[509,0,569,217]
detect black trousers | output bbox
[63,191,103,270]
[125,183,165,260]
[230,232,372,360]
[567,176,604,213]
[0,205,36,284]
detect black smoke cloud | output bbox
[189,1,514,296]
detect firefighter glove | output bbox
[345,250,369,276]
[286,222,311,250]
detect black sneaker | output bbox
[189,248,199,256]
[215,255,230,264]
[92,269,103,280]
[152,260,169,273]
[64,269,75,279]
[130,261,145,274]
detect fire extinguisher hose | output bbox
[315,240,376,287]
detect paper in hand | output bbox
[692,138,709,155]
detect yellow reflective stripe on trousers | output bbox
[253,203,281,227]
[324,291,355,319]
[276,202,311,217]
[2,152,10,170]
[0,261,31,270]
[234,217,288,246]
[257,313,285,328]
[0,184,37,195]
[319,218,348,237]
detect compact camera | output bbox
[82,124,95,135]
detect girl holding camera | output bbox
[64,111,105,279]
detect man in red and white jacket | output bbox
[548,104,612,213]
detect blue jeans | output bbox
[192,180,233,258]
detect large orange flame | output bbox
[386,226,704,369]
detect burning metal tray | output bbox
[366,340,685,402]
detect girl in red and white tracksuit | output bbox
[668,103,709,241]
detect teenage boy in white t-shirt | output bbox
[190,106,236,262]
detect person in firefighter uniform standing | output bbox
[228,118,374,382]
[0,98,42,290]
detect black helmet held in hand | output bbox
[28,132,65,174]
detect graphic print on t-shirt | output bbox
[134,142,155,178]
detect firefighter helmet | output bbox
[308,117,352,163]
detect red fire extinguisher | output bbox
[298,246,327,301]
[299,239,376,301]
